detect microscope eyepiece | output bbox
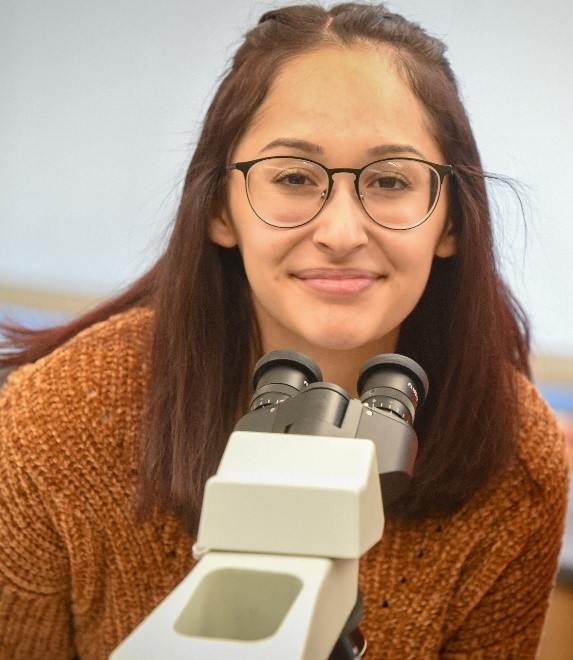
[250,350,323,411]
[357,354,429,424]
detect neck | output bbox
[310,345,396,398]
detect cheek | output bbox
[237,234,286,290]
[238,222,305,269]
[381,232,443,304]
[384,232,439,271]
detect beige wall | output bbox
[0,283,101,315]
[539,584,573,660]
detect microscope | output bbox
[111,350,428,659]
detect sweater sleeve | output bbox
[441,504,566,657]
[441,380,570,658]
[0,367,76,659]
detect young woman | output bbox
[0,3,568,658]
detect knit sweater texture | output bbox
[0,308,569,659]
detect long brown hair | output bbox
[0,3,529,533]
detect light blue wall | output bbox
[1,0,572,355]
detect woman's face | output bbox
[210,46,455,361]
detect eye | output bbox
[273,168,319,187]
[361,163,413,196]
[372,174,409,190]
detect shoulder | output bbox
[428,372,570,563]
[461,371,570,553]
[0,307,154,477]
[513,372,570,493]
[0,307,156,602]
[1,306,153,404]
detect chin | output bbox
[302,330,380,353]
[296,316,400,355]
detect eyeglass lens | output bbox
[245,157,441,229]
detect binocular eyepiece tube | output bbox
[250,349,429,425]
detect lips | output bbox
[294,268,382,295]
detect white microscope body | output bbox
[111,351,427,660]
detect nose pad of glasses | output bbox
[321,177,362,202]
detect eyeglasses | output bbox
[227,156,453,230]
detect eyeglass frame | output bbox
[226,155,454,230]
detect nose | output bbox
[311,173,368,256]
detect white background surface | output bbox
[1,0,572,355]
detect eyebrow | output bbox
[259,138,426,159]
[367,143,426,159]
[259,138,323,155]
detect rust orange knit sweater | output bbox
[0,308,569,659]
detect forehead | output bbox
[235,45,442,163]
